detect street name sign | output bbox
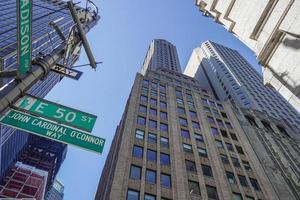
[14,94,97,132]
[17,0,32,77]
[0,109,105,154]
[51,64,83,80]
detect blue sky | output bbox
[46,1,260,199]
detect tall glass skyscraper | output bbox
[95,39,288,200]
[185,41,300,135]
[0,0,99,179]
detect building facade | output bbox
[0,0,98,178]
[96,39,283,200]
[0,161,48,199]
[195,0,300,112]
[45,179,64,200]
[185,41,300,134]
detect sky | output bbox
[45,1,261,199]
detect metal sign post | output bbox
[17,0,32,78]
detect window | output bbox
[204,106,211,114]
[179,118,188,126]
[189,111,197,118]
[245,196,255,200]
[127,189,139,200]
[133,146,143,158]
[149,120,157,129]
[242,161,252,171]
[188,181,200,195]
[160,137,169,148]
[185,160,197,173]
[221,112,228,118]
[175,90,182,96]
[235,146,244,155]
[238,175,248,187]
[161,173,171,188]
[160,85,166,92]
[202,98,209,105]
[130,165,141,180]
[226,143,234,151]
[143,79,149,85]
[206,185,218,200]
[226,171,236,184]
[147,150,156,162]
[183,143,193,153]
[148,133,157,143]
[217,119,224,127]
[160,101,167,109]
[146,169,156,184]
[231,157,241,168]
[149,108,157,116]
[187,101,194,109]
[215,140,223,149]
[150,98,157,106]
[198,147,208,158]
[160,153,170,166]
[207,117,215,124]
[225,122,233,129]
[211,127,219,136]
[221,130,228,137]
[220,154,229,164]
[140,95,148,102]
[230,133,238,141]
[137,116,146,125]
[139,105,147,113]
[192,121,200,129]
[232,193,243,200]
[177,107,185,115]
[160,123,168,132]
[250,178,260,191]
[176,98,184,105]
[135,129,144,140]
[144,194,156,200]
[160,111,167,120]
[195,134,204,143]
[217,103,224,110]
[181,129,190,139]
[186,94,193,100]
[202,165,213,177]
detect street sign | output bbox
[17,0,32,77]
[0,109,105,154]
[51,64,83,80]
[14,94,97,132]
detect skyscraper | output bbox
[185,41,300,135]
[95,39,282,200]
[45,179,64,200]
[0,0,99,178]
[195,0,300,112]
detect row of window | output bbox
[132,145,170,166]
[135,129,169,148]
[140,95,167,109]
[139,105,168,120]
[137,116,168,132]
[226,171,261,190]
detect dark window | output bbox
[183,143,193,153]
[160,123,168,132]
[250,178,260,191]
[160,101,167,109]
[220,154,229,164]
[148,133,157,143]
[192,121,200,129]
[238,175,248,187]
[181,129,190,139]
[140,95,148,102]
[161,173,171,188]
[160,137,169,148]
[226,171,236,184]
[217,103,224,110]
[160,112,167,120]
[160,153,170,166]
[206,185,218,200]
[188,180,200,195]
[195,134,204,143]
[139,105,147,113]
[185,160,197,173]
[226,143,234,151]
[146,169,156,184]
[221,112,228,118]
[231,157,241,168]
[147,150,156,162]
[177,107,185,115]
[242,161,252,171]
[179,118,188,126]
[189,111,197,118]
[198,147,208,158]
[149,120,157,129]
[225,122,233,129]
[135,129,144,140]
[149,108,157,116]
[221,130,228,137]
[235,146,244,154]
[144,194,156,200]
[217,119,224,127]
[211,127,219,136]
[130,165,141,180]
[132,146,143,158]
[127,189,139,200]
[230,133,238,141]
[202,165,213,177]
[137,116,146,125]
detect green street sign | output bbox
[0,109,105,154]
[14,94,97,132]
[17,0,32,77]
